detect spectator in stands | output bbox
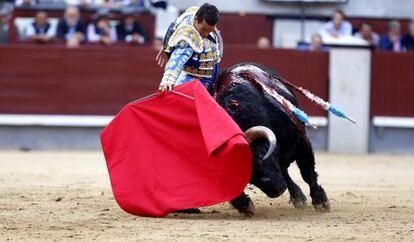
[0,7,9,44]
[65,0,144,9]
[24,11,55,43]
[401,20,414,52]
[354,22,379,47]
[116,11,145,44]
[298,33,328,51]
[0,5,18,44]
[95,0,144,10]
[87,9,117,45]
[149,0,179,39]
[320,9,352,38]
[308,33,328,51]
[257,36,271,49]
[128,0,145,9]
[15,0,38,6]
[379,20,401,52]
[65,0,101,8]
[56,6,86,48]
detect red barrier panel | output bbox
[371,51,414,117]
[0,45,328,116]
[0,45,162,115]
[218,14,273,45]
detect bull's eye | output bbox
[228,100,240,112]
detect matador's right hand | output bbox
[159,79,174,92]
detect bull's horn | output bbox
[244,126,277,160]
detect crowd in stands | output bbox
[0,0,175,48]
[12,6,147,47]
[13,0,145,10]
[1,2,414,53]
[315,9,414,52]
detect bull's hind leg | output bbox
[295,139,330,212]
[231,192,255,217]
[281,168,307,209]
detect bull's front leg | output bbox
[281,167,307,209]
[230,191,255,217]
[295,140,330,212]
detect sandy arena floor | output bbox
[0,151,413,241]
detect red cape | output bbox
[100,80,252,217]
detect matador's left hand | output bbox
[156,48,169,68]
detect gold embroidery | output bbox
[175,6,199,26]
[203,40,212,51]
[184,66,214,78]
[168,24,203,53]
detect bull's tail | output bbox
[278,78,356,124]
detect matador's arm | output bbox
[160,41,194,87]
[159,24,203,91]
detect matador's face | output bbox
[194,17,216,38]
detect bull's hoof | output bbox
[231,193,256,217]
[312,200,330,212]
[290,197,307,209]
[240,200,255,218]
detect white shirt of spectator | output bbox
[320,20,353,38]
[24,22,56,39]
[65,0,132,7]
[125,34,145,44]
[123,24,145,44]
[65,0,104,6]
[15,0,37,6]
[87,23,117,43]
[65,25,79,40]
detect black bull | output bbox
[213,63,330,217]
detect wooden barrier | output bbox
[218,14,273,45]
[0,45,162,115]
[370,51,414,117]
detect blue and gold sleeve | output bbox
[161,40,194,85]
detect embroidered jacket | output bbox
[161,6,223,92]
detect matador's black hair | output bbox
[195,3,219,26]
